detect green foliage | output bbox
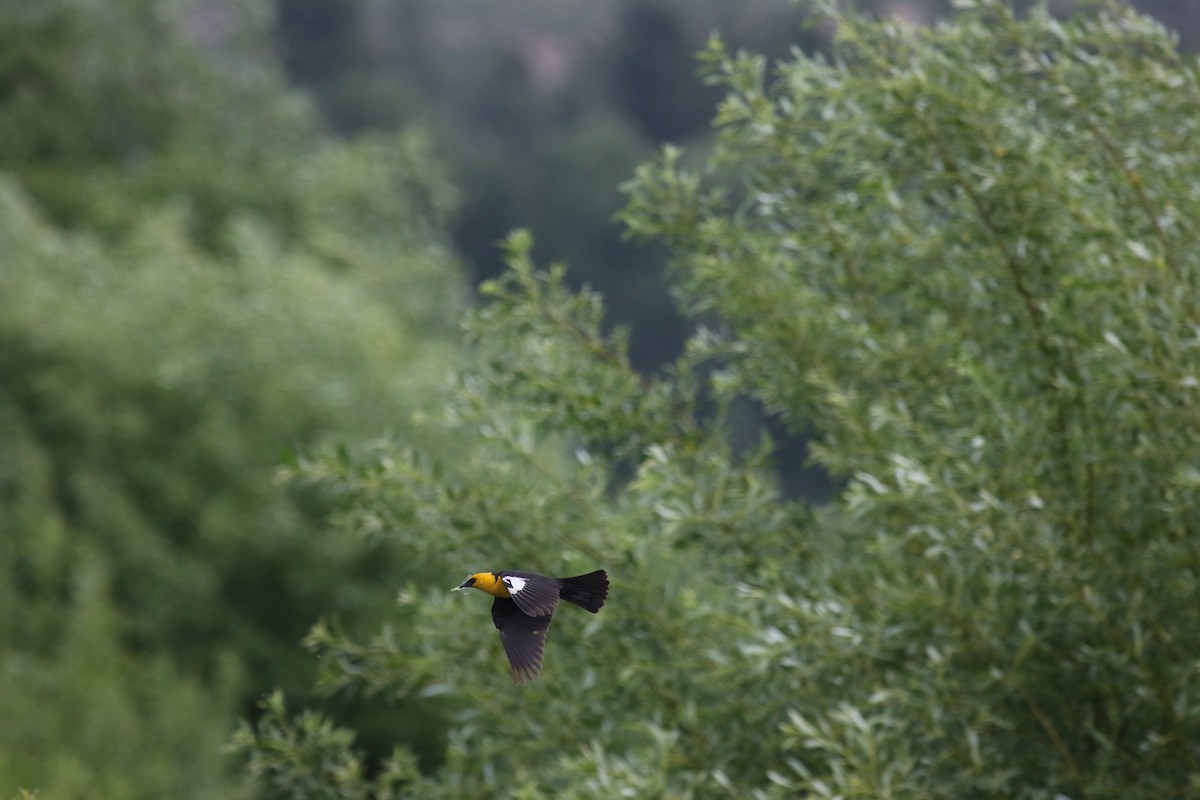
[239,1,1200,798]
[0,0,445,253]
[350,0,812,371]
[0,169,458,795]
[0,550,247,800]
[231,691,422,800]
[0,0,465,796]
[235,234,804,799]
[631,3,1200,795]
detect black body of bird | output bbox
[453,569,608,683]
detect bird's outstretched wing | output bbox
[500,572,561,617]
[491,597,553,684]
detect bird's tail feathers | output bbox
[559,570,608,613]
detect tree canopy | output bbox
[234,2,1200,798]
[0,1,464,796]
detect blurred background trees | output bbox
[0,0,462,796]
[2,0,1198,797]
[272,0,825,372]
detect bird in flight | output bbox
[453,569,608,683]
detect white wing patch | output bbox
[501,573,560,616]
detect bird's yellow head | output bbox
[453,572,509,598]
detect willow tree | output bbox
[236,3,1200,797]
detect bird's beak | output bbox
[452,579,471,592]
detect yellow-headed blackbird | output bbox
[453,569,608,684]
